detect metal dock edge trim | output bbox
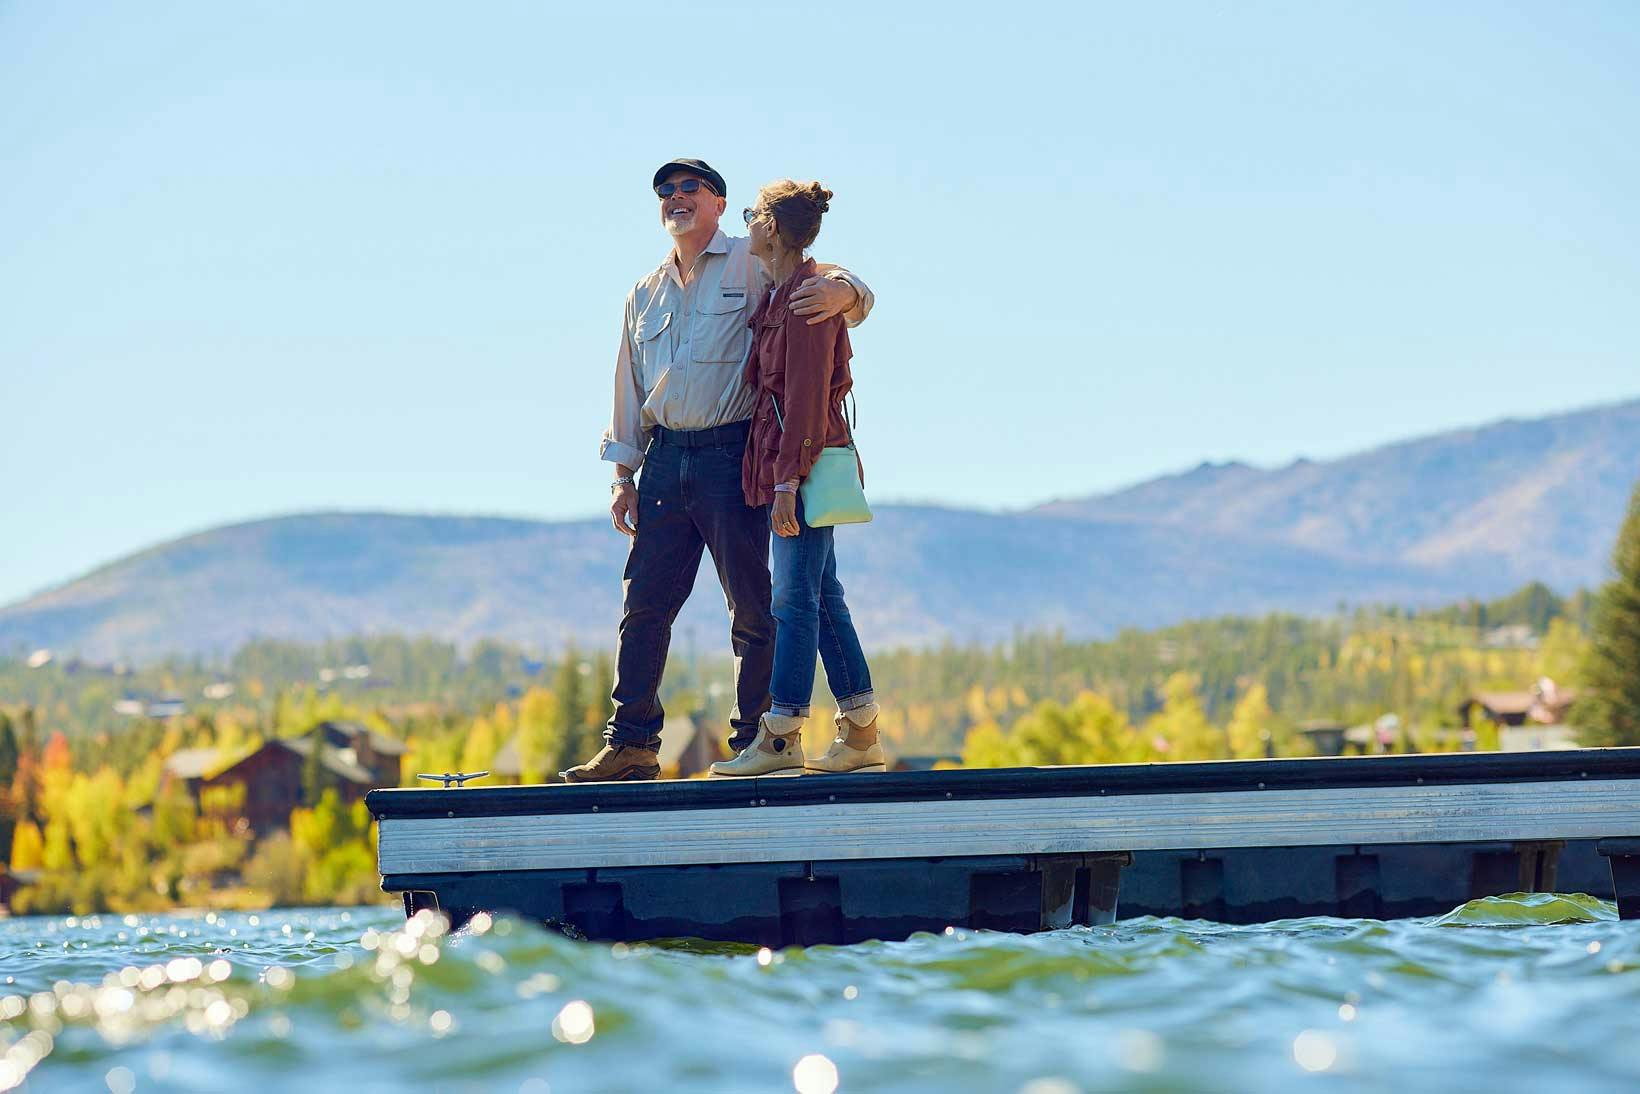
[365,748,1640,820]
[377,777,1640,874]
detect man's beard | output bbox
[664,212,695,236]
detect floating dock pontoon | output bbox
[370,748,1640,943]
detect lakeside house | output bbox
[156,721,406,837]
[1460,678,1578,728]
[1460,678,1580,750]
[657,716,723,779]
[1298,720,1351,756]
[0,867,22,915]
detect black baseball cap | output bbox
[652,158,726,199]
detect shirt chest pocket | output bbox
[634,310,672,387]
[690,290,749,364]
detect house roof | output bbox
[273,736,377,785]
[1474,691,1537,715]
[318,720,407,755]
[657,716,705,768]
[163,748,222,779]
[1472,685,1578,724]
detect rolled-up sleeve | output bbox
[599,295,649,470]
[821,266,874,328]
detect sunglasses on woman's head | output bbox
[655,178,717,198]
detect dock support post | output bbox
[1181,854,1225,922]
[1075,853,1128,926]
[1597,839,1640,920]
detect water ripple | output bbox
[2,895,1637,1092]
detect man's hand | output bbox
[772,491,800,537]
[611,482,639,537]
[789,275,859,326]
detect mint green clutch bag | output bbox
[771,394,872,528]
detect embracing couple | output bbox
[560,158,884,784]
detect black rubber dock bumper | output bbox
[370,748,1640,942]
[1599,838,1640,919]
[394,852,1129,946]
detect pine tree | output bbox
[301,725,329,806]
[0,713,18,789]
[585,654,615,735]
[551,648,596,776]
[1580,478,1640,746]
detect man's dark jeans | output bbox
[607,422,773,754]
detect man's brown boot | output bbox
[559,743,661,784]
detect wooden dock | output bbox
[369,748,1640,943]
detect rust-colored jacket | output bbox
[741,257,858,508]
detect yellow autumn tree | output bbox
[460,715,500,778]
[515,688,564,785]
[9,819,44,871]
[1225,684,1274,759]
[1144,673,1223,761]
[960,720,1015,768]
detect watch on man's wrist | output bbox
[612,475,635,494]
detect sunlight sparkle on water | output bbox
[1293,1030,1338,1072]
[792,1053,838,1094]
[551,1001,595,1045]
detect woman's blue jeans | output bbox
[769,496,874,719]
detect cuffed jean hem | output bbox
[771,688,874,721]
[604,724,662,751]
[836,689,876,714]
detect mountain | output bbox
[3,399,1636,662]
[1035,398,1640,590]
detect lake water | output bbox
[2,894,1637,1092]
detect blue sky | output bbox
[2,1,1637,608]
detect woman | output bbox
[709,180,885,778]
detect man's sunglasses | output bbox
[655,178,719,199]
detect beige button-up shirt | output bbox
[600,229,873,470]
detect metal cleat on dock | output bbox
[416,771,489,788]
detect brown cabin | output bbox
[159,721,404,838]
[311,720,406,786]
[657,716,724,779]
[1,867,23,914]
[1460,678,1577,729]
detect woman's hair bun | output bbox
[756,178,834,250]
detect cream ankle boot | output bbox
[709,713,806,778]
[805,704,887,774]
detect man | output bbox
[561,158,873,783]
